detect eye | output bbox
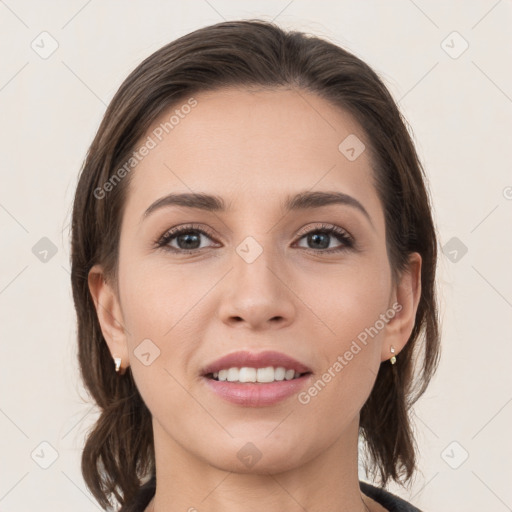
[156,224,219,254]
[294,223,354,253]
[155,223,355,255]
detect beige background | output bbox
[1,1,511,510]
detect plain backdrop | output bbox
[1,1,511,510]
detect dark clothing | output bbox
[359,481,422,511]
[119,475,422,512]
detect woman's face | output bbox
[92,86,420,474]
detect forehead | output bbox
[122,87,381,224]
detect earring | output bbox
[114,357,122,373]
[390,346,397,365]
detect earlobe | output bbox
[381,252,422,363]
[88,264,129,373]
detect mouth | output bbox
[200,349,313,378]
[204,368,312,383]
[201,370,313,407]
[200,350,313,406]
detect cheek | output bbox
[117,256,204,426]
[295,269,391,432]
[117,255,222,406]
[297,252,391,399]
[119,253,208,337]
[300,252,392,342]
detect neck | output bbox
[147,415,372,512]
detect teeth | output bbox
[212,366,303,383]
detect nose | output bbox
[217,240,296,330]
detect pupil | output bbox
[310,233,328,249]
[179,233,200,249]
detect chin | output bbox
[211,451,305,475]
[198,435,312,475]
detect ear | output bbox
[88,264,129,374]
[381,252,422,362]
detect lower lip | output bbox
[202,374,313,407]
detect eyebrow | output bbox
[143,190,374,229]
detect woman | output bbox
[71,19,440,512]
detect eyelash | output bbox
[155,223,355,255]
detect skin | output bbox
[88,86,421,512]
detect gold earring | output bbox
[390,346,397,365]
[114,357,122,373]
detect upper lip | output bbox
[201,350,313,376]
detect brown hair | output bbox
[70,19,441,509]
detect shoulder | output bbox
[359,481,423,512]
